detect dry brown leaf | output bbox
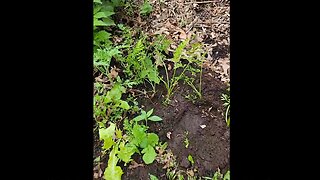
[109,66,118,79]
[129,160,144,169]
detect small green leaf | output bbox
[140,2,153,15]
[148,115,162,122]
[149,173,159,180]
[142,145,157,164]
[115,128,122,139]
[132,114,146,122]
[146,108,154,117]
[119,100,130,110]
[188,155,194,165]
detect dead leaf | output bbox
[109,66,118,79]
[129,160,144,169]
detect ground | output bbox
[94,0,230,179]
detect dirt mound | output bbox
[122,70,230,179]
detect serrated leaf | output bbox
[142,145,157,164]
[149,174,159,180]
[103,148,123,180]
[99,123,116,150]
[148,115,162,122]
[118,142,136,164]
[146,109,154,117]
[115,128,122,139]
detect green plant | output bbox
[156,38,205,104]
[149,173,159,180]
[132,108,162,126]
[93,0,117,29]
[121,36,161,94]
[99,109,163,179]
[187,155,194,166]
[221,88,230,127]
[140,1,153,15]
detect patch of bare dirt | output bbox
[122,69,230,179]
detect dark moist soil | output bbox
[121,69,230,179]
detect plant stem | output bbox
[225,104,230,124]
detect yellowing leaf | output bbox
[103,148,123,180]
[99,123,116,150]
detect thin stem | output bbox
[199,62,203,98]
[225,105,230,124]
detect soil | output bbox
[121,69,230,179]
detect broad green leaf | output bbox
[94,18,115,27]
[223,171,230,180]
[94,30,111,42]
[118,142,136,164]
[146,109,154,117]
[147,69,160,84]
[119,100,130,110]
[149,173,159,180]
[148,115,162,122]
[94,6,102,14]
[140,133,159,149]
[132,124,146,145]
[132,114,146,122]
[142,145,157,164]
[94,12,108,19]
[104,148,123,180]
